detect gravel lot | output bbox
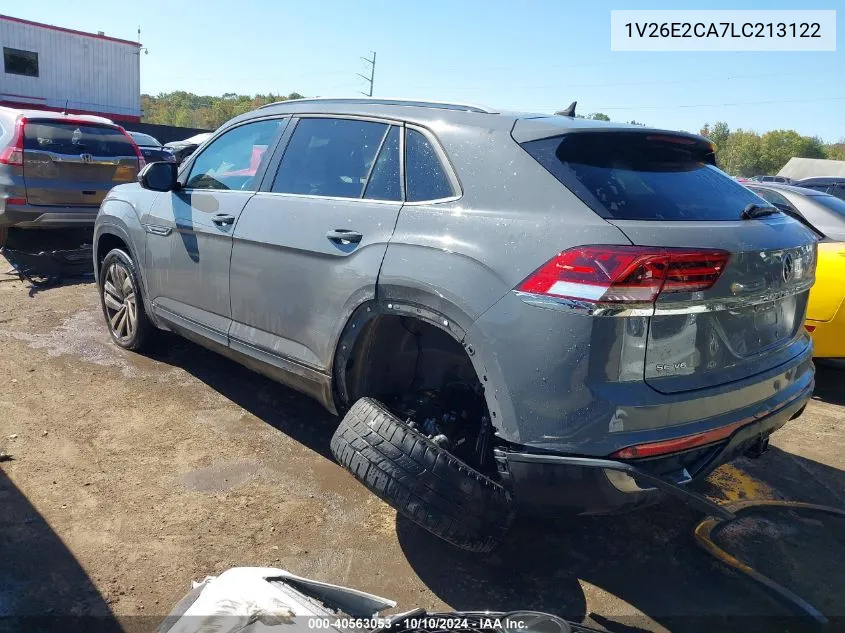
[1,271,844,632]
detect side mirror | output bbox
[138,161,179,192]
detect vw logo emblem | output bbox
[782,253,794,283]
[80,153,94,163]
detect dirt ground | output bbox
[1,271,844,633]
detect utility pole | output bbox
[357,51,376,97]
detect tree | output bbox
[719,129,762,177]
[141,91,305,129]
[759,130,825,175]
[586,112,610,121]
[700,121,731,170]
[627,120,645,126]
[824,142,845,161]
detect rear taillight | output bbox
[117,126,146,169]
[516,245,730,304]
[0,116,26,167]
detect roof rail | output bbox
[258,97,499,114]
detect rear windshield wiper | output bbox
[740,203,782,220]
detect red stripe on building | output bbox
[0,99,141,123]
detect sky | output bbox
[12,0,845,142]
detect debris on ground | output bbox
[712,507,845,615]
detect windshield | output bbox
[129,132,161,146]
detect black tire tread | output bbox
[331,397,514,552]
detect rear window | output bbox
[809,193,845,219]
[24,122,134,158]
[521,132,762,221]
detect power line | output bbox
[394,70,806,93]
[357,51,376,97]
[590,95,845,111]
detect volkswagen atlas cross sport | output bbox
[94,98,817,552]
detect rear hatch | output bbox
[519,129,817,394]
[23,119,139,207]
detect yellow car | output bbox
[806,241,845,358]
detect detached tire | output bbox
[331,397,514,553]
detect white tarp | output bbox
[778,157,845,180]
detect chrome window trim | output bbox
[247,191,402,206]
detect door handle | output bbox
[212,213,236,227]
[326,229,363,245]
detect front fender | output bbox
[94,195,153,319]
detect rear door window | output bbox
[405,128,456,202]
[831,184,845,201]
[272,118,388,198]
[24,122,135,157]
[521,132,762,221]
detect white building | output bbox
[0,14,141,122]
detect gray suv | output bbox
[93,98,817,552]
[0,106,144,245]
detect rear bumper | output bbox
[0,204,99,228]
[502,378,813,516]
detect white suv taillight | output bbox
[516,245,730,304]
[0,116,26,167]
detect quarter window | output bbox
[363,126,401,201]
[405,128,455,202]
[186,119,282,191]
[272,118,388,198]
[4,47,38,77]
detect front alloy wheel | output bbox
[103,262,138,342]
[99,248,152,351]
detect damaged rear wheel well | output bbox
[340,312,481,404]
[335,308,499,474]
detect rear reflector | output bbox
[0,116,25,167]
[805,325,816,333]
[609,419,750,459]
[517,245,730,304]
[6,197,26,206]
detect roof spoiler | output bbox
[554,101,577,117]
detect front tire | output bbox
[331,397,515,553]
[99,248,153,351]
